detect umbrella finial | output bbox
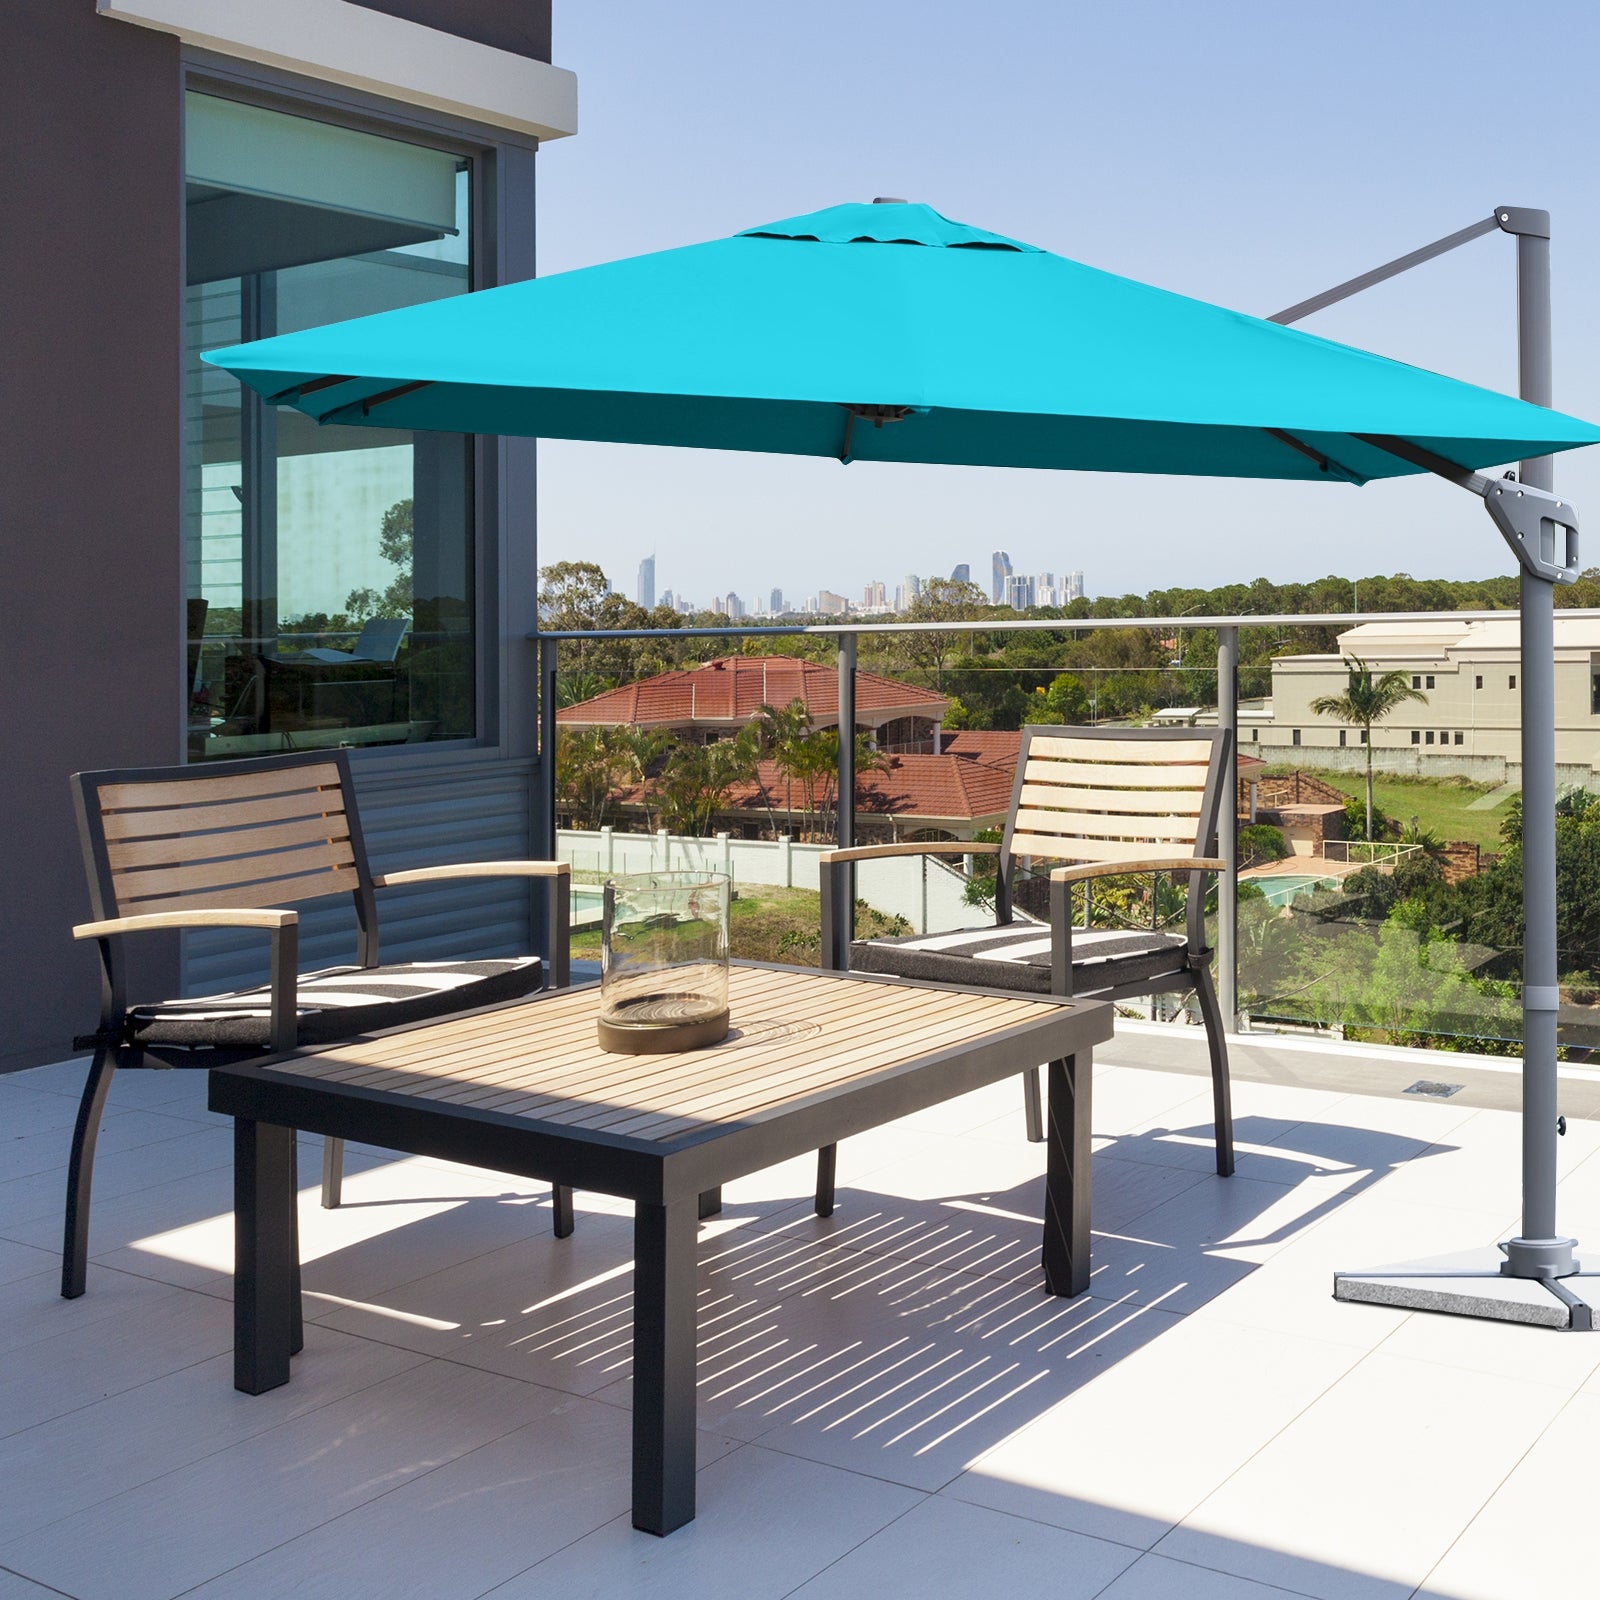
[871,196,908,205]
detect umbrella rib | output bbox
[360,380,435,416]
[266,373,355,406]
[1262,428,1364,484]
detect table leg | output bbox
[697,1186,723,1219]
[234,1118,298,1394]
[632,1199,698,1535]
[1042,1053,1093,1298]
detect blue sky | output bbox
[533,0,1600,605]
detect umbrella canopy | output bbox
[205,201,1600,480]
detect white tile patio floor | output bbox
[2,1033,1597,1600]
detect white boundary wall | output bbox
[558,828,979,934]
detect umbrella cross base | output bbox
[1334,1246,1599,1331]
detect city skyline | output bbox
[593,555,1088,615]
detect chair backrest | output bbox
[1000,726,1232,886]
[73,751,378,936]
[351,617,410,662]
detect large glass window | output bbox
[184,92,476,759]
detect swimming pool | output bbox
[571,887,606,926]
[1250,873,1339,907]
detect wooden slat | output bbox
[1021,758,1211,789]
[106,813,353,872]
[1009,832,1192,863]
[117,863,361,913]
[1017,783,1204,815]
[113,838,356,901]
[275,968,1053,1141]
[1026,735,1215,763]
[101,787,347,843]
[99,763,343,813]
[1010,807,1197,843]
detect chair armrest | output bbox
[818,841,1000,866]
[74,910,300,1052]
[371,861,570,888]
[373,861,571,990]
[73,909,298,938]
[1047,857,1225,885]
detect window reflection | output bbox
[184,93,475,759]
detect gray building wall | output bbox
[1,3,187,1072]
[1,1,552,1071]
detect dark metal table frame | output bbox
[208,967,1112,1535]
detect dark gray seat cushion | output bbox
[128,956,543,1049]
[848,923,1188,996]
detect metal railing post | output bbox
[836,632,857,955]
[1216,626,1238,1028]
[538,635,559,863]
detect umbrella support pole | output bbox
[1323,213,1592,1328]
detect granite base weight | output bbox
[1334,1246,1599,1331]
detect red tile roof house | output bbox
[556,655,949,750]
[556,658,1020,840]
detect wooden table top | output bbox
[261,965,1082,1145]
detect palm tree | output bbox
[749,699,812,837]
[1309,657,1427,841]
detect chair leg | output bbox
[289,1140,305,1356]
[552,1184,575,1238]
[815,1145,837,1217]
[1022,1066,1044,1143]
[62,1047,119,1300]
[320,1136,344,1209]
[1193,967,1235,1177]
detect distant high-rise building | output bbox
[991,550,1012,603]
[712,594,729,616]
[770,587,784,614]
[726,591,745,620]
[901,573,922,609]
[677,596,694,614]
[863,580,887,610]
[1005,573,1035,611]
[1035,572,1056,608]
[951,563,971,585]
[659,588,675,612]
[1062,570,1085,602]
[804,595,818,614]
[817,589,849,615]
[637,554,655,610]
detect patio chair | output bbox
[816,726,1235,1196]
[268,615,411,668]
[64,748,572,1300]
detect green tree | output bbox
[749,700,813,837]
[1309,657,1428,841]
[655,733,757,835]
[899,577,993,689]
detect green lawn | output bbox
[1298,768,1512,850]
[569,883,911,966]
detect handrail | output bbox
[528,606,1600,642]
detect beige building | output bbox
[1249,617,1600,786]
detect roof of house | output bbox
[613,752,1016,823]
[556,656,949,728]
[938,729,1023,764]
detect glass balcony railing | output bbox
[532,607,1600,1065]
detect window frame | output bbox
[180,59,515,766]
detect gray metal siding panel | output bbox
[182,757,536,995]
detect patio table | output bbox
[208,962,1113,1534]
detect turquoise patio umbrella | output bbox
[205,201,1600,475]
[208,200,1600,1326]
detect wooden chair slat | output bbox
[114,838,356,901]
[115,863,364,914]
[1025,735,1216,763]
[98,763,344,813]
[1009,833,1200,864]
[106,813,353,872]
[101,787,349,842]
[1011,807,1199,843]
[1017,783,1204,815]
[1021,758,1212,789]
